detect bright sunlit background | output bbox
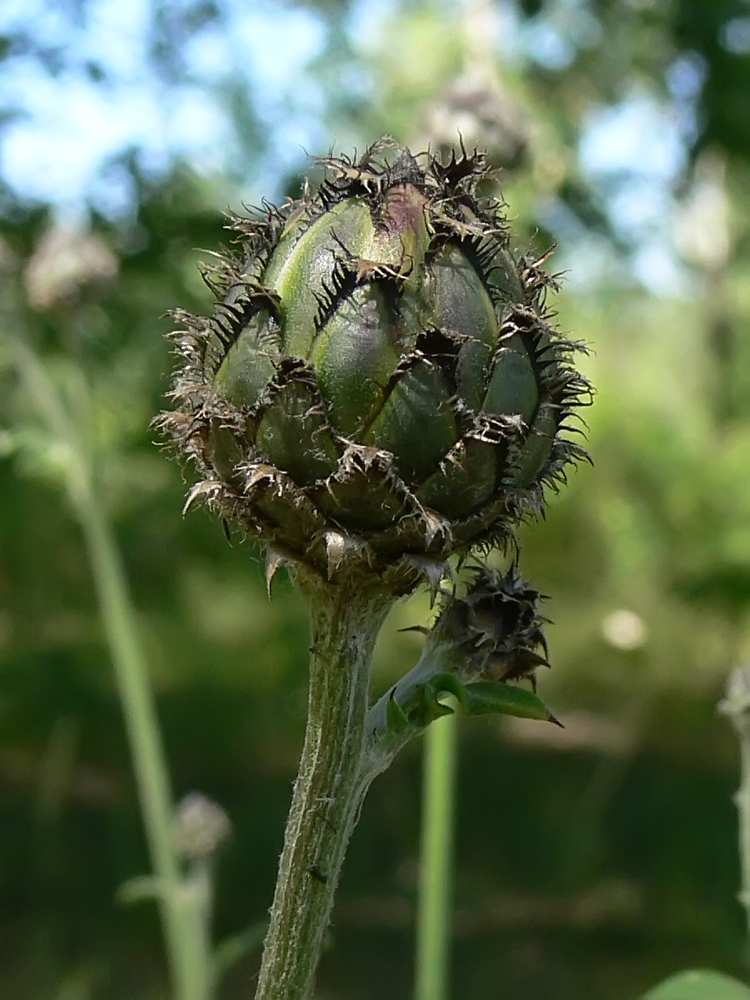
[2,0,750,998]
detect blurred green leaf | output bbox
[641,970,750,1000]
[116,875,165,906]
[212,919,268,984]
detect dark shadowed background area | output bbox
[2,0,750,997]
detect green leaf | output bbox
[424,672,468,712]
[386,691,411,733]
[213,919,268,984]
[392,673,558,732]
[116,875,164,905]
[640,970,750,1000]
[462,680,559,723]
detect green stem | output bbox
[720,667,750,948]
[739,735,750,943]
[79,491,200,999]
[364,639,466,776]
[415,711,457,1000]
[254,574,394,1000]
[184,860,214,1000]
[11,340,204,1000]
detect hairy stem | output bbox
[254,575,394,1000]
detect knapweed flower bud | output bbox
[160,139,589,585]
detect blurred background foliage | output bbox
[2,0,750,997]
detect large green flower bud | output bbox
[161,140,589,586]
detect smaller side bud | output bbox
[366,564,557,758]
[436,565,550,686]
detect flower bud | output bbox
[160,140,590,585]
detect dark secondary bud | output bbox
[437,565,550,687]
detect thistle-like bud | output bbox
[433,565,550,687]
[160,139,589,586]
[368,566,557,746]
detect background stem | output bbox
[719,666,750,952]
[78,489,201,1000]
[739,735,750,944]
[254,577,393,1000]
[12,340,205,1000]
[415,710,457,1000]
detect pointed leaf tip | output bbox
[461,680,556,723]
[386,691,411,734]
